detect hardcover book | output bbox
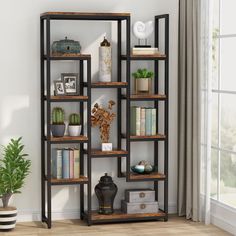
[52,149,62,179]
[62,149,70,179]
[145,108,152,136]
[69,149,74,179]
[140,108,146,136]
[74,148,80,178]
[152,108,157,135]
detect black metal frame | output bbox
[40,12,169,228]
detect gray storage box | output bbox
[125,189,155,203]
[121,200,159,214]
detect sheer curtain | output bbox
[178,0,213,224]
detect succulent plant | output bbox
[132,68,154,79]
[69,113,80,125]
[52,107,65,124]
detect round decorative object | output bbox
[131,164,154,174]
[95,173,117,215]
[0,207,17,230]
[99,37,112,82]
[132,21,154,40]
[52,37,81,56]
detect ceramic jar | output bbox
[99,37,112,82]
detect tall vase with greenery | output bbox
[0,137,31,230]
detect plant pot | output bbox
[68,125,82,136]
[51,124,65,137]
[0,207,17,230]
[135,78,152,94]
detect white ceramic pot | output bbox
[99,46,112,82]
[136,78,150,92]
[68,125,82,137]
[0,207,17,230]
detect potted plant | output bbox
[68,113,81,136]
[51,107,65,137]
[0,137,31,230]
[132,68,154,94]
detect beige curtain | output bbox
[178,0,201,221]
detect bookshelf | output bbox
[40,12,169,228]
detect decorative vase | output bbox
[135,78,151,94]
[99,37,112,82]
[0,207,17,230]
[51,124,65,137]
[68,125,81,137]
[95,173,117,214]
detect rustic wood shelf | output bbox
[121,54,167,60]
[41,12,130,17]
[89,149,128,158]
[121,172,166,181]
[122,94,167,101]
[84,209,166,223]
[47,135,88,143]
[44,95,88,102]
[44,54,91,61]
[51,176,88,185]
[122,134,166,142]
[84,81,128,88]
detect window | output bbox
[211,0,236,208]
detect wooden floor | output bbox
[1,216,230,236]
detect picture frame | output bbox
[61,73,79,95]
[54,80,66,96]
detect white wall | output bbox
[0,0,178,221]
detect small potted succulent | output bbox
[68,113,81,136]
[132,68,154,94]
[0,137,31,230]
[51,107,65,137]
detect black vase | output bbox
[95,173,118,215]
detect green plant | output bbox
[0,137,31,208]
[52,107,65,124]
[69,113,80,125]
[132,68,154,79]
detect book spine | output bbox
[145,109,152,136]
[62,149,70,179]
[51,149,56,179]
[57,149,62,179]
[130,106,137,135]
[136,107,141,136]
[152,108,157,135]
[74,149,80,178]
[69,149,74,179]
[140,108,146,136]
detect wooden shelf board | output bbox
[44,54,91,60]
[51,176,88,185]
[41,12,130,17]
[130,172,166,180]
[121,54,167,60]
[49,135,88,142]
[122,94,167,100]
[90,149,128,157]
[48,95,88,101]
[91,81,128,88]
[90,209,166,221]
[122,134,166,141]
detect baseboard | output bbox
[211,214,236,235]
[17,202,177,222]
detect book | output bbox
[52,149,62,179]
[74,148,80,178]
[62,149,70,179]
[152,109,157,135]
[140,108,146,136]
[69,149,74,179]
[145,108,152,136]
[131,106,137,135]
[132,47,159,55]
[135,107,141,136]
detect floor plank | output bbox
[2,215,230,236]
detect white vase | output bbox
[68,125,82,137]
[0,207,17,230]
[99,46,112,82]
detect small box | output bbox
[125,189,155,203]
[121,200,159,214]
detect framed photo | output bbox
[61,73,78,95]
[54,80,66,95]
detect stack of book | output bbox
[132,47,159,55]
[131,106,156,136]
[52,148,80,179]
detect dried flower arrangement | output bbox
[91,100,116,143]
